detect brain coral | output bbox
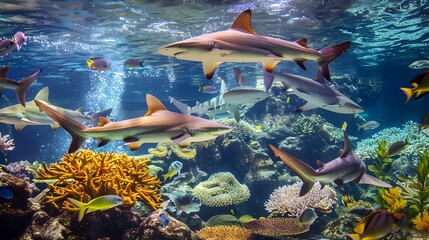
[264,181,336,217]
[36,149,162,211]
[193,172,250,207]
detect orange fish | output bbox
[345,210,408,240]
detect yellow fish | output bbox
[255,125,262,132]
[286,97,290,103]
[162,161,183,182]
[67,195,123,222]
[342,121,347,131]
[400,70,429,102]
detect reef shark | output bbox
[269,129,392,197]
[169,79,241,121]
[263,70,363,114]
[0,87,112,131]
[0,66,43,107]
[158,9,351,80]
[34,94,232,153]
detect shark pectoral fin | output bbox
[230,9,257,34]
[172,132,191,145]
[295,102,318,112]
[202,61,221,80]
[178,143,189,148]
[14,124,26,132]
[75,107,84,114]
[294,39,308,48]
[316,160,324,169]
[262,60,280,73]
[300,180,315,197]
[97,138,110,147]
[293,58,307,70]
[358,173,392,188]
[98,117,111,127]
[229,106,240,122]
[333,179,344,186]
[127,142,143,151]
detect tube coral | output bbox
[193,172,250,207]
[413,209,429,232]
[264,182,336,217]
[381,187,407,213]
[36,149,162,211]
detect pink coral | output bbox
[0,132,14,153]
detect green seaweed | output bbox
[368,140,393,206]
[398,151,429,218]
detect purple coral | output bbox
[0,132,15,153]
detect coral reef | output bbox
[124,209,199,240]
[193,172,250,207]
[197,225,255,240]
[163,189,202,216]
[3,160,39,194]
[380,187,407,213]
[291,114,326,136]
[413,209,429,232]
[205,214,240,227]
[356,121,428,160]
[0,132,15,153]
[243,218,309,237]
[169,144,197,160]
[148,143,169,158]
[264,182,336,217]
[36,149,162,211]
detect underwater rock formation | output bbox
[124,209,199,240]
[193,172,250,207]
[264,182,336,217]
[0,169,36,239]
[36,149,162,211]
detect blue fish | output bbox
[0,188,13,200]
[160,213,170,227]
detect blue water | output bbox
[0,1,428,238]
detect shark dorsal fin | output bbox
[316,160,324,169]
[340,129,351,158]
[98,117,111,127]
[294,39,308,48]
[0,66,10,78]
[145,94,167,116]
[75,107,84,114]
[230,9,257,34]
[34,87,50,102]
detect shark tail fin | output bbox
[89,108,112,126]
[16,68,43,107]
[168,96,190,115]
[67,197,88,222]
[34,99,88,153]
[344,234,362,240]
[269,144,316,196]
[317,41,351,81]
[262,68,275,92]
[399,87,414,103]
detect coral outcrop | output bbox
[197,225,255,240]
[243,218,309,237]
[36,149,162,211]
[0,132,15,153]
[193,172,250,207]
[264,181,336,217]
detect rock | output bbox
[124,209,200,240]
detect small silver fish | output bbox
[13,31,27,51]
[86,57,110,72]
[409,60,429,69]
[299,208,318,227]
[357,120,379,131]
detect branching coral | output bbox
[264,182,336,217]
[36,149,162,211]
[356,121,428,160]
[378,187,407,213]
[243,218,309,237]
[193,172,250,207]
[413,209,429,232]
[291,114,326,135]
[197,225,255,240]
[0,132,14,153]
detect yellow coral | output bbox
[413,209,429,232]
[381,187,407,213]
[197,225,255,240]
[148,143,168,158]
[36,149,162,211]
[169,144,197,160]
